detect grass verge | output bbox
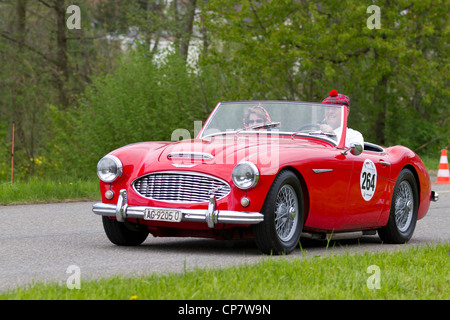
[1,242,448,300]
[0,178,99,205]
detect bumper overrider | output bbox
[92,189,264,228]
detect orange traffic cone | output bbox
[434,149,450,184]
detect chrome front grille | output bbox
[133,172,231,203]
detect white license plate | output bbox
[144,208,182,223]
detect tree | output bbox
[0,0,109,178]
[173,0,198,59]
[200,0,449,150]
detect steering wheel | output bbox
[294,123,321,132]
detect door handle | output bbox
[379,160,391,166]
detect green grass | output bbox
[0,178,100,205]
[1,242,448,300]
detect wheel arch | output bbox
[403,164,421,203]
[278,166,310,223]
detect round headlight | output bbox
[232,161,259,189]
[97,155,123,183]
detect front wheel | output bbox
[253,170,304,255]
[102,216,149,246]
[378,169,418,243]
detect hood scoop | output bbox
[167,152,214,161]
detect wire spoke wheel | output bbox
[394,181,414,232]
[378,168,418,244]
[253,170,304,255]
[274,185,299,242]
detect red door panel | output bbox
[302,152,353,231]
[341,151,391,229]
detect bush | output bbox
[43,50,222,179]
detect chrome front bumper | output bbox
[92,189,264,228]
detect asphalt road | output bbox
[0,183,448,292]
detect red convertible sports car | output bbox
[93,101,439,254]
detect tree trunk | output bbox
[54,0,69,107]
[179,0,197,60]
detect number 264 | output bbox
[362,172,376,191]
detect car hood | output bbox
[111,135,333,179]
[158,137,265,164]
[162,135,333,169]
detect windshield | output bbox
[199,101,345,145]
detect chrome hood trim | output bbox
[167,152,213,160]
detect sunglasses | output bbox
[247,119,265,124]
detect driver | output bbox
[320,90,364,149]
[243,105,271,129]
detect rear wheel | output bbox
[378,169,418,243]
[102,216,149,246]
[253,170,304,254]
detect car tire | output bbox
[102,216,149,246]
[378,168,418,244]
[253,170,304,255]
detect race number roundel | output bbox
[360,159,377,201]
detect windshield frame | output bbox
[197,101,348,148]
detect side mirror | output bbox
[341,142,363,156]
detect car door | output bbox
[302,149,354,231]
[341,150,392,229]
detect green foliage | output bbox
[42,50,221,179]
[1,1,447,181]
[0,0,117,182]
[201,0,449,150]
[0,121,11,182]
